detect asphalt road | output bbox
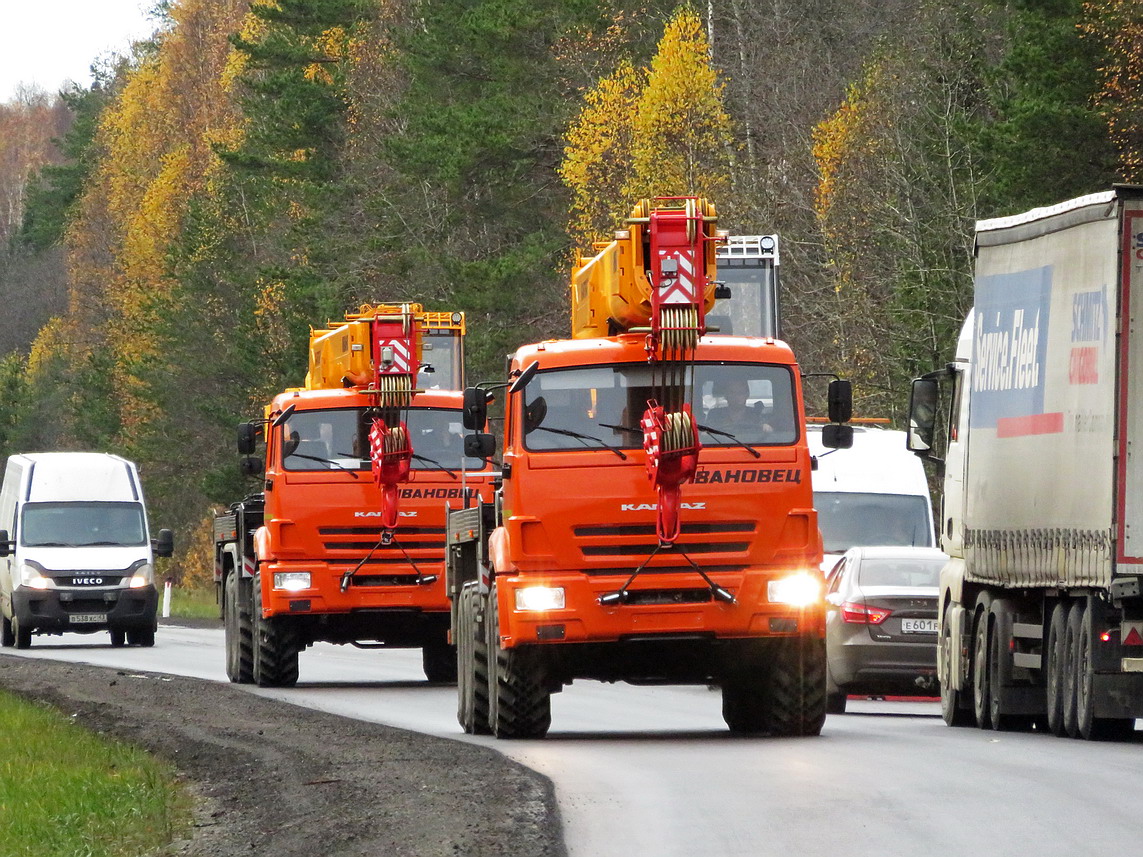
[9,623,1143,857]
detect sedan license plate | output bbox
[69,613,107,624]
[901,618,938,634]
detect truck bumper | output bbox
[13,585,157,634]
[494,569,824,648]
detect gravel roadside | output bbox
[0,649,566,857]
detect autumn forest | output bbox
[0,0,1140,582]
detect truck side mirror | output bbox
[153,528,174,558]
[0,529,10,558]
[240,456,264,477]
[907,378,939,454]
[464,432,496,461]
[821,423,853,450]
[462,387,491,431]
[237,422,259,455]
[827,379,853,424]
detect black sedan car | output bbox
[824,546,948,714]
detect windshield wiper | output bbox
[288,453,361,478]
[533,426,628,459]
[29,541,76,547]
[696,424,761,458]
[411,453,458,479]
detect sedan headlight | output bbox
[273,572,311,592]
[515,585,565,612]
[767,572,823,607]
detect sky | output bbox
[0,0,159,103]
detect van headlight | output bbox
[515,586,565,612]
[20,561,53,589]
[767,572,823,607]
[273,572,311,592]
[129,562,154,588]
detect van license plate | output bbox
[901,618,938,634]
[69,613,107,624]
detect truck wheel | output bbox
[1,614,14,647]
[1045,602,1068,736]
[110,629,126,647]
[722,668,766,733]
[128,627,156,647]
[971,609,990,729]
[12,613,31,649]
[760,635,827,737]
[422,634,458,683]
[940,603,972,727]
[1076,604,1134,740]
[987,600,1031,731]
[457,583,491,735]
[252,575,300,688]
[487,582,551,739]
[224,571,254,684]
[1062,600,1084,738]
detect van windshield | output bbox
[21,502,147,548]
[815,492,933,554]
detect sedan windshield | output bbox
[522,362,798,451]
[816,492,933,554]
[280,407,483,472]
[21,502,147,547]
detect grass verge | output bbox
[164,584,219,621]
[0,690,191,857]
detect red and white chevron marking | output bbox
[657,249,699,304]
[377,338,413,374]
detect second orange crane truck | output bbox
[446,198,852,737]
[214,304,493,687]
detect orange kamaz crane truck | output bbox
[214,304,493,687]
[447,198,852,737]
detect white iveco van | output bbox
[0,452,173,648]
[808,424,936,571]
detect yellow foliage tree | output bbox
[1082,0,1143,182]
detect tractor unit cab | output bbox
[449,198,852,739]
[215,304,494,688]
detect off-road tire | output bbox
[487,582,551,739]
[224,571,254,684]
[422,634,458,683]
[1,614,14,647]
[252,575,300,688]
[760,635,828,737]
[457,583,491,734]
[128,627,156,647]
[1045,602,1068,736]
[12,613,31,649]
[1076,604,1135,740]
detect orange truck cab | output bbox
[214,306,493,687]
[447,199,852,738]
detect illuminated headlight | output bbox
[767,572,823,607]
[129,562,154,588]
[515,586,565,612]
[21,563,53,590]
[273,572,311,592]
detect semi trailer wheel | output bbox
[1062,601,1084,738]
[1076,604,1134,741]
[252,575,300,688]
[1045,602,1068,736]
[972,609,990,729]
[940,603,972,727]
[486,582,551,739]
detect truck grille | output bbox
[318,526,445,568]
[572,521,753,573]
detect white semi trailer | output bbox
[907,186,1143,739]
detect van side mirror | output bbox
[827,379,852,424]
[821,424,853,450]
[0,529,10,558]
[462,387,492,431]
[907,378,939,454]
[240,456,264,477]
[464,432,496,461]
[153,528,174,558]
[237,422,259,455]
